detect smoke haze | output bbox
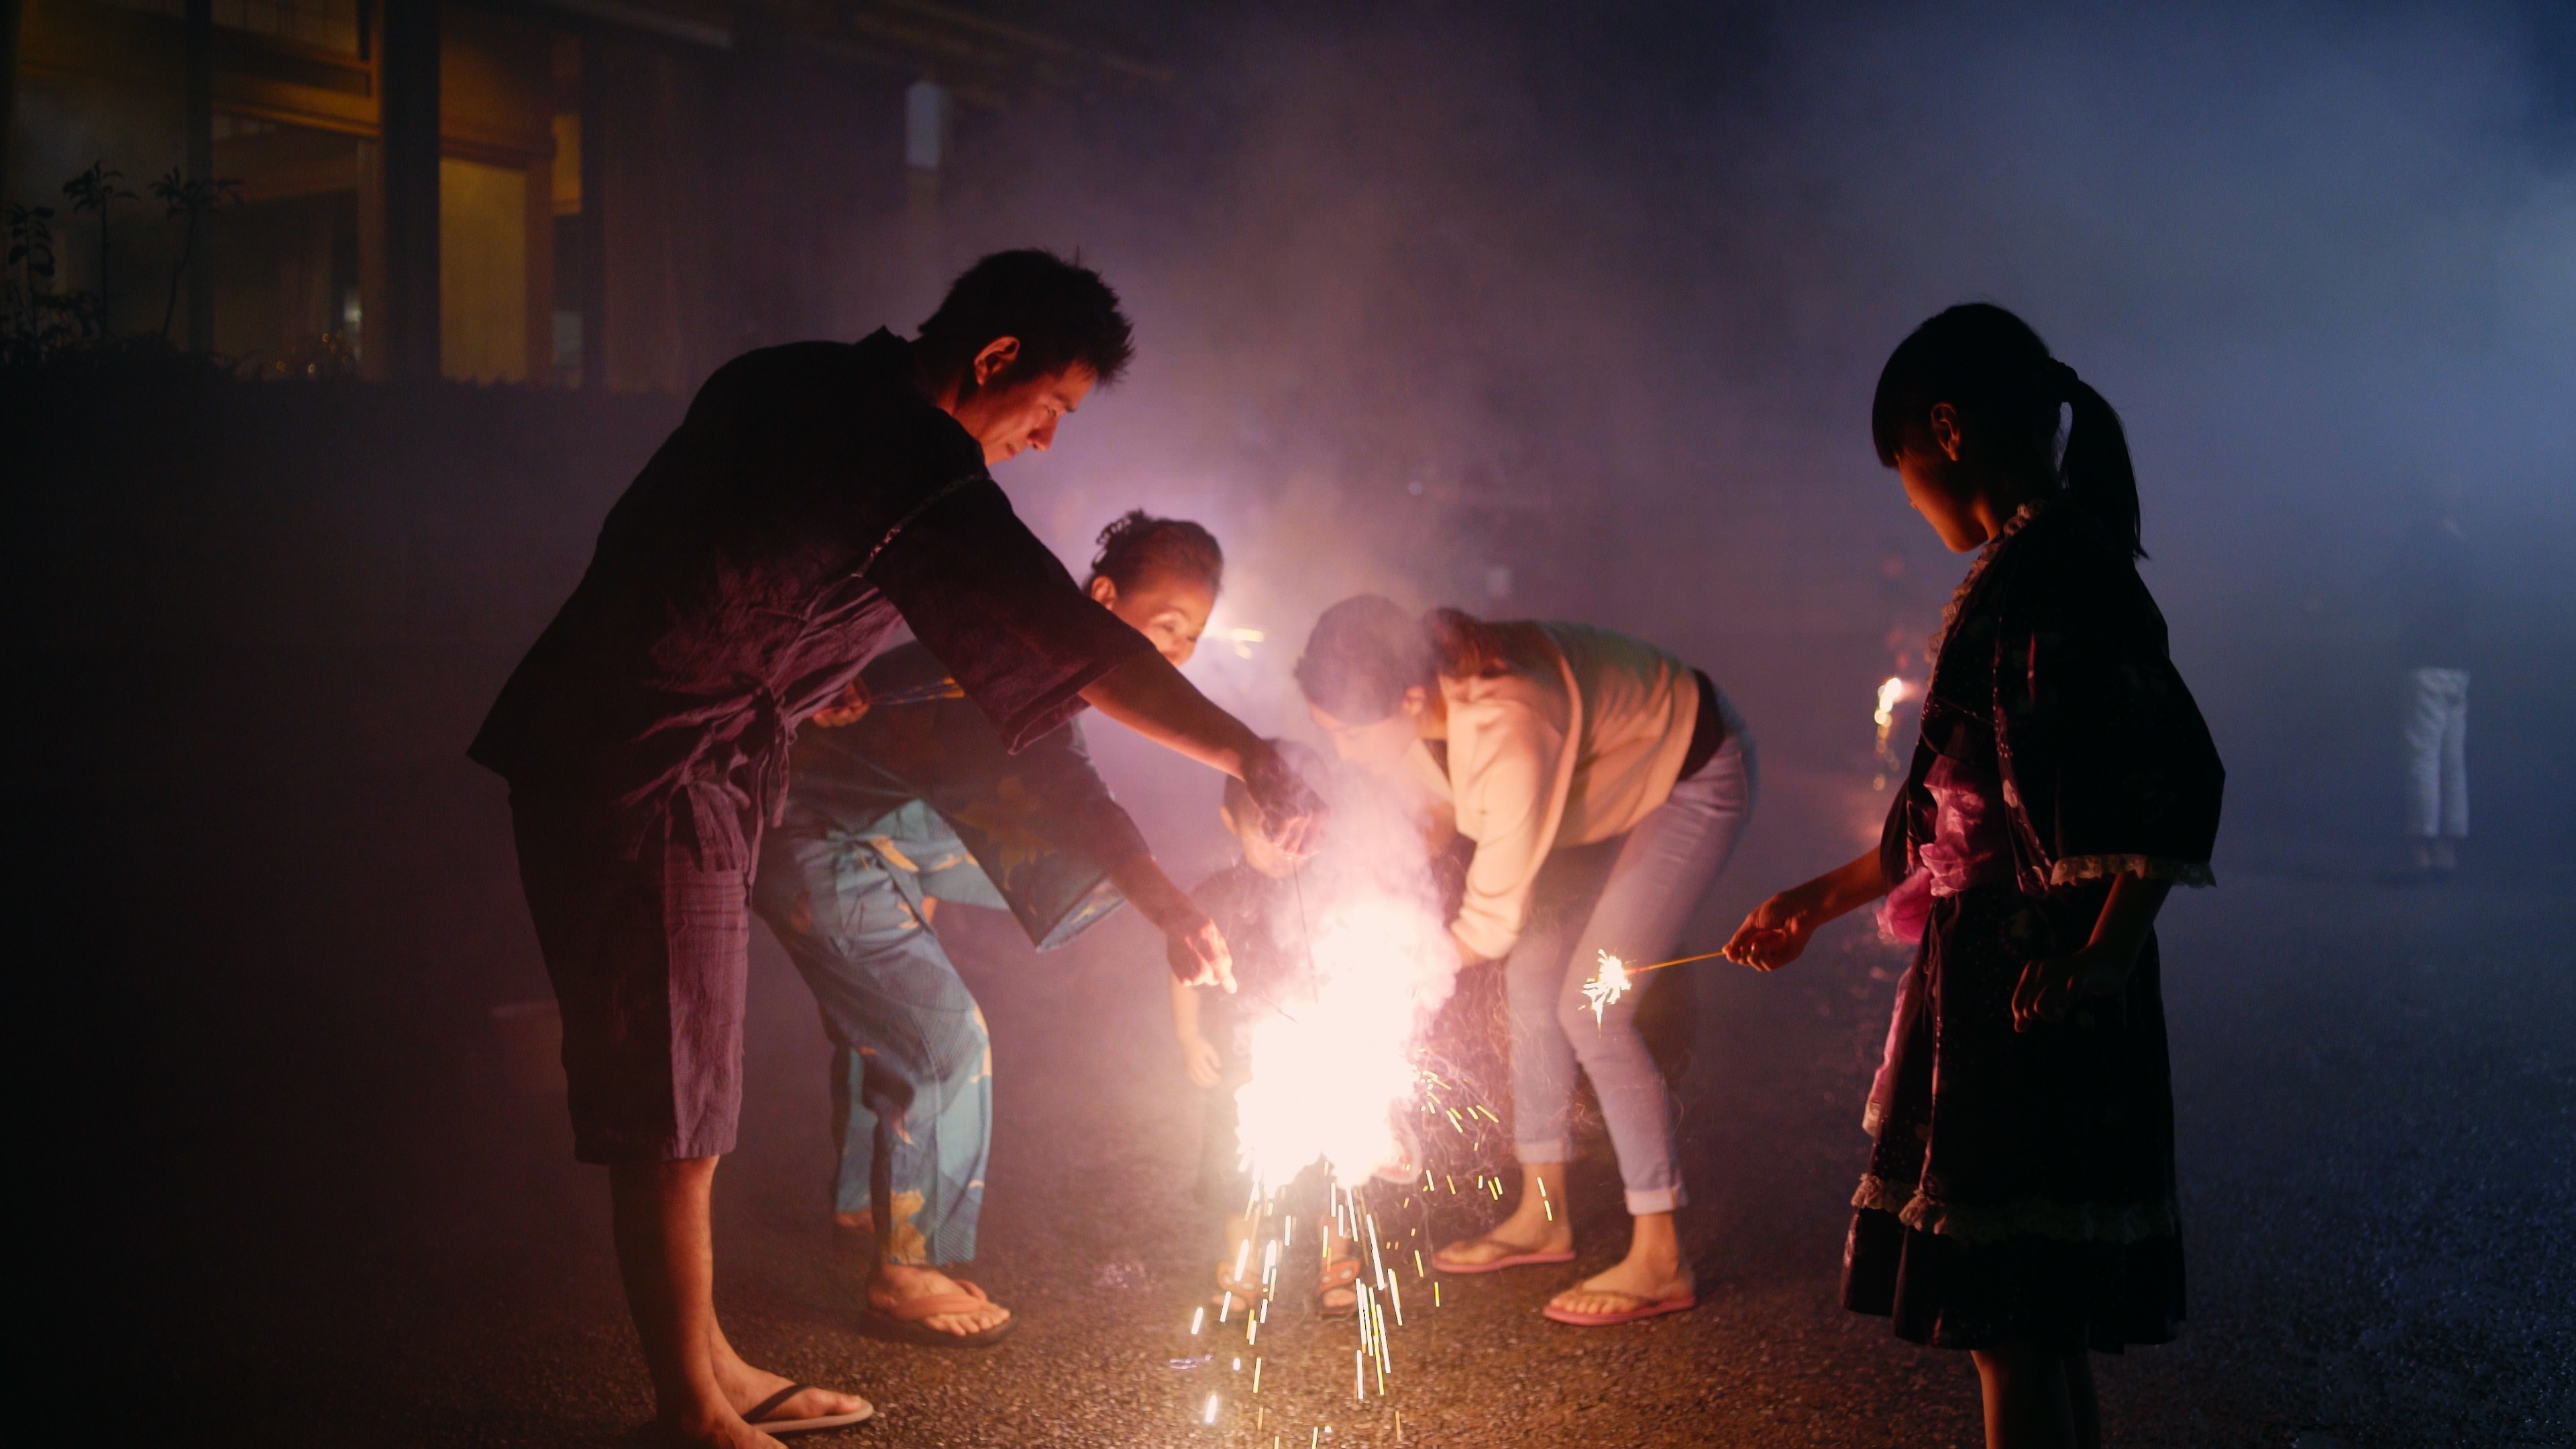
[912,0,2574,870]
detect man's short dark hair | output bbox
[916,249,1135,390]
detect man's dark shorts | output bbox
[510,784,758,1163]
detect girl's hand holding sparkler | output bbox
[1723,849,1891,971]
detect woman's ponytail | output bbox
[2053,362,2145,559]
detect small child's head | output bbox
[1220,747,1322,880]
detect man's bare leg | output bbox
[611,1159,870,1446]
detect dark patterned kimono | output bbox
[1845,500,2224,1353]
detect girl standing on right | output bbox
[1725,304,2223,1449]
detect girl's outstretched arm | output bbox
[1723,849,1891,972]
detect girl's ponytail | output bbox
[1875,304,2148,561]
[2053,362,2145,559]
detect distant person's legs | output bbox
[2438,672,2469,861]
[2403,667,2471,871]
[516,788,870,1443]
[755,814,1009,1341]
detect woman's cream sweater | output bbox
[1412,621,1700,963]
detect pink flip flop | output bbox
[1430,1236,1579,1275]
[1542,1291,1697,1327]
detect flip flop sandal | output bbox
[743,1383,875,1435]
[1316,1258,1363,1320]
[861,1278,1018,1348]
[1430,1236,1578,1275]
[1540,1291,1697,1327]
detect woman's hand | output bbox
[1723,883,1829,971]
[2010,941,2132,1031]
[1175,1030,1224,1087]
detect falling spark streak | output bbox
[1413,1249,1424,1278]
[1203,1393,1221,1426]
[1254,1358,1263,1393]
[1190,1307,1205,1336]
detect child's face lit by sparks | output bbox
[1089,571,1214,666]
[1896,403,2002,553]
[1306,692,1429,775]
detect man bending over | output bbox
[471,251,1318,1447]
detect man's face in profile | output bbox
[942,336,1096,466]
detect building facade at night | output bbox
[3,0,1159,386]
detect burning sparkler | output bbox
[1580,946,1741,1024]
[1582,953,1632,1024]
[1872,674,1918,790]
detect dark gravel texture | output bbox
[43,761,2574,1448]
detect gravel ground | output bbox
[46,763,2575,1448]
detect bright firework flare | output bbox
[1235,890,1457,1187]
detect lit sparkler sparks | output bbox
[1873,674,1918,790]
[1580,947,1743,1025]
[1582,952,1633,1023]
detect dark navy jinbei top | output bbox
[471,329,1154,843]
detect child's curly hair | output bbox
[1087,508,1224,594]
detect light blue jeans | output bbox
[753,799,1005,1267]
[1505,719,1755,1216]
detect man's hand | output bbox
[1241,739,1326,859]
[1176,1030,1224,1087]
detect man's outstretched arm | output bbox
[1079,653,1323,855]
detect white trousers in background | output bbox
[2402,667,2470,839]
